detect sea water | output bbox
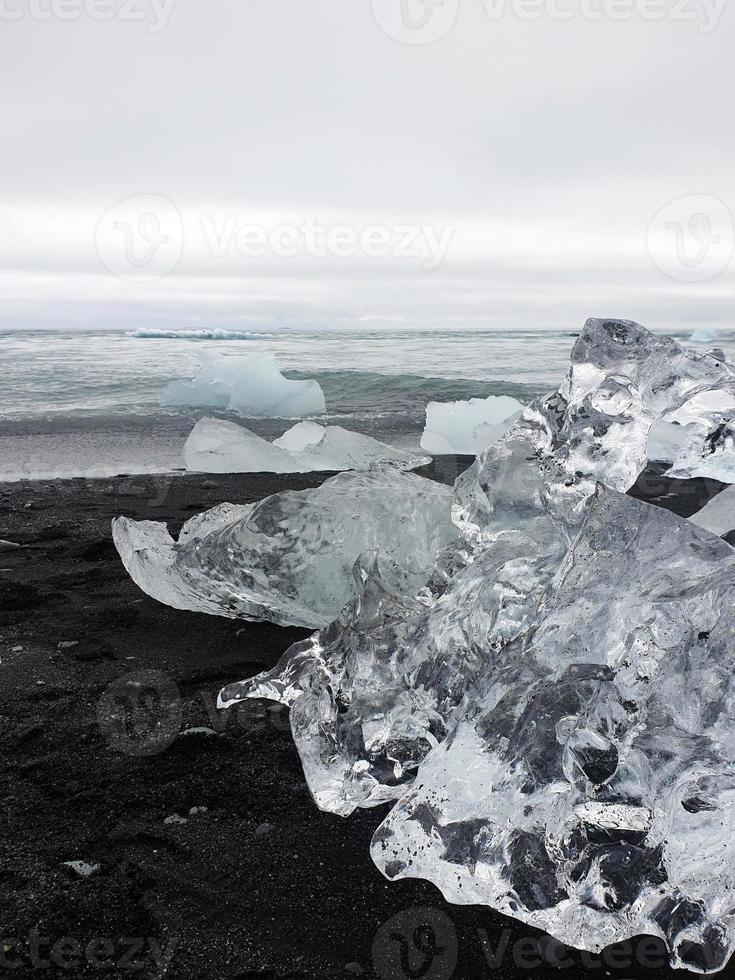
[2,326,733,481]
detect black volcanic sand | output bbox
[0,462,729,979]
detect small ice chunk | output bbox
[273,420,324,452]
[689,484,735,538]
[63,861,100,877]
[420,395,523,455]
[183,417,430,474]
[160,353,326,417]
[164,814,187,825]
[183,418,301,473]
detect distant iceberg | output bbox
[420,394,524,455]
[160,353,326,417]
[183,417,430,474]
[689,327,719,344]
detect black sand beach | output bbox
[0,462,728,979]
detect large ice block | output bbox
[213,319,735,972]
[112,470,457,629]
[372,488,735,973]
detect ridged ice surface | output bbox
[116,319,735,972]
[112,469,457,629]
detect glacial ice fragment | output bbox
[182,417,430,474]
[371,487,735,973]
[420,395,524,455]
[212,319,735,972]
[690,484,735,539]
[112,470,457,628]
[666,417,735,483]
[160,353,326,417]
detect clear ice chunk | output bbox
[420,395,524,455]
[666,417,735,483]
[183,417,430,474]
[160,353,326,417]
[211,319,735,972]
[371,488,735,974]
[690,484,735,539]
[112,470,457,628]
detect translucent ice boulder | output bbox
[160,353,326,417]
[372,488,735,974]
[420,394,523,455]
[214,319,735,973]
[112,470,458,629]
[182,417,430,474]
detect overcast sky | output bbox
[1,0,733,331]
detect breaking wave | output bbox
[130,328,274,341]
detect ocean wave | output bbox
[130,328,274,340]
[287,369,541,415]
